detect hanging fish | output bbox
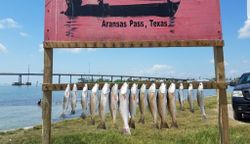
[178,83,185,111]
[197,82,207,119]
[61,84,71,118]
[71,84,78,114]
[157,83,169,128]
[90,83,99,125]
[188,83,194,113]
[138,83,146,124]
[167,83,178,128]
[129,83,138,129]
[119,82,131,135]
[148,83,159,128]
[81,84,88,119]
[109,83,119,128]
[97,83,110,129]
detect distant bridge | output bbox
[0,72,188,84]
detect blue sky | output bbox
[0,0,250,84]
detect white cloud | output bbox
[150,64,172,72]
[0,18,20,29]
[139,64,175,77]
[0,43,7,53]
[19,32,29,37]
[238,19,250,38]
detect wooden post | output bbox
[213,46,229,144]
[42,48,53,144]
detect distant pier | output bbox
[0,72,189,85]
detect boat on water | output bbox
[12,81,32,86]
[62,0,181,17]
[12,65,32,86]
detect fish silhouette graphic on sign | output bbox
[62,0,181,17]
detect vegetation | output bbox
[0,96,250,144]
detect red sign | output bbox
[44,0,222,42]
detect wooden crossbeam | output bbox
[42,81,227,91]
[43,40,224,49]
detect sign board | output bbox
[44,0,222,43]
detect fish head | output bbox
[102,83,110,94]
[112,84,118,93]
[120,82,128,95]
[179,83,184,90]
[65,84,71,96]
[83,84,88,92]
[188,83,193,90]
[66,84,70,91]
[159,83,166,94]
[92,83,99,93]
[149,83,156,93]
[73,84,77,91]
[140,84,146,92]
[198,82,203,90]
[168,83,176,93]
[131,83,138,94]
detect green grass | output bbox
[0,96,250,144]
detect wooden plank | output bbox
[43,40,224,49]
[214,46,229,144]
[42,81,227,91]
[42,49,53,144]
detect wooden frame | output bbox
[42,40,229,144]
[44,40,224,48]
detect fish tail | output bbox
[138,115,145,124]
[81,112,86,119]
[89,117,95,125]
[121,128,131,135]
[97,121,106,129]
[111,122,118,129]
[171,122,178,128]
[60,113,66,118]
[71,110,75,115]
[160,121,169,129]
[129,118,135,129]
